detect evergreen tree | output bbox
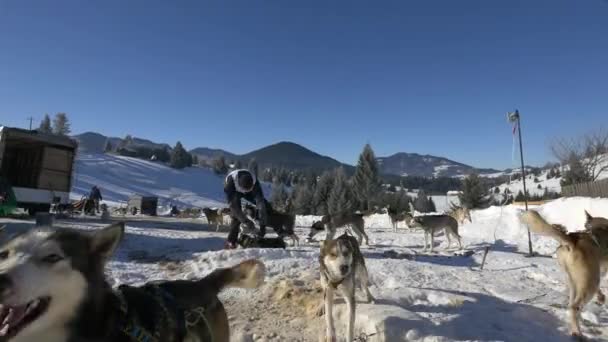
[352,144,382,211]
[52,113,71,135]
[153,147,170,163]
[104,140,113,153]
[313,170,335,215]
[328,167,353,215]
[561,153,592,186]
[414,190,432,212]
[515,190,526,202]
[212,155,229,175]
[428,196,437,212]
[458,173,489,209]
[293,182,314,215]
[494,187,501,194]
[248,158,259,177]
[170,142,190,169]
[192,154,199,166]
[39,114,52,133]
[270,181,289,212]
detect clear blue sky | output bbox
[1,0,607,169]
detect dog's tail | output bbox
[201,259,266,294]
[520,210,574,247]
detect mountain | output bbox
[189,147,237,163]
[377,152,500,178]
[73,131,502,177]
[239,141,351,171]
[73,132,170,153]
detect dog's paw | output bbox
[570,332,586,341]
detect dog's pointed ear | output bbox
[585,210,593,222]
[91,222,125,261]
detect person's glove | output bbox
[245,220,256,234]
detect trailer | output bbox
[0,126,78,215]
[127,195,158,216]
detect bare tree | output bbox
[551,128,608,182]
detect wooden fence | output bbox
[561,178,608,198]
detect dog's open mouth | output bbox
[0,297,51,338]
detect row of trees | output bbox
[266,144,440,215]
[38,113,71,136]
[105,138,197,170]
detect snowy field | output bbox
[2,197,608,341]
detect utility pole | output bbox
[508,110,534,257]
[27,116,34,130]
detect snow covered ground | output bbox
[2,197,608,341]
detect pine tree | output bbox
[352,144,382,211]
[328,167,353,215]
[428,196,437,212]
[192,154,199,166]
[212,156,229,175]
[314,170,335,215]
[494,187,501,194]
[52,113,71,135]
[293,182,314,215]
[248,158,259,177]
[458,173,489,209]
[270,181,289,212]
[104,140,113,153]
[414,190,432,212]
[515,190,526,202]
[561,153,592,186]
[170,142,190,169]
[39,114,52,133]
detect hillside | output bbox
[73,131,511,177]
[71,153,274,208]
[239,141,351,171]
[189,147,237,163]
[73,132,171,153]
[378,152,499,177]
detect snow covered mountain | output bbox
[377,152,500,178]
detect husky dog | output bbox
[308,214,370,246]
[203,207,225,232]
[387,206,413,232]
[100,203,110,223]
[409,215,462,251]
[0,223,265,342]
[448,206,472,225]
[318,233,374,342]
[521,210,608,339]
[244,206,299,246]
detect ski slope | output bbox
[71,153,244,208]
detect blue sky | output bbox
[1,0,606,169]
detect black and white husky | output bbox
[0,222,265,342]
[318,233,374,342]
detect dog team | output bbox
[0,167,606,341]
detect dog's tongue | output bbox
[0,304,28,336]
